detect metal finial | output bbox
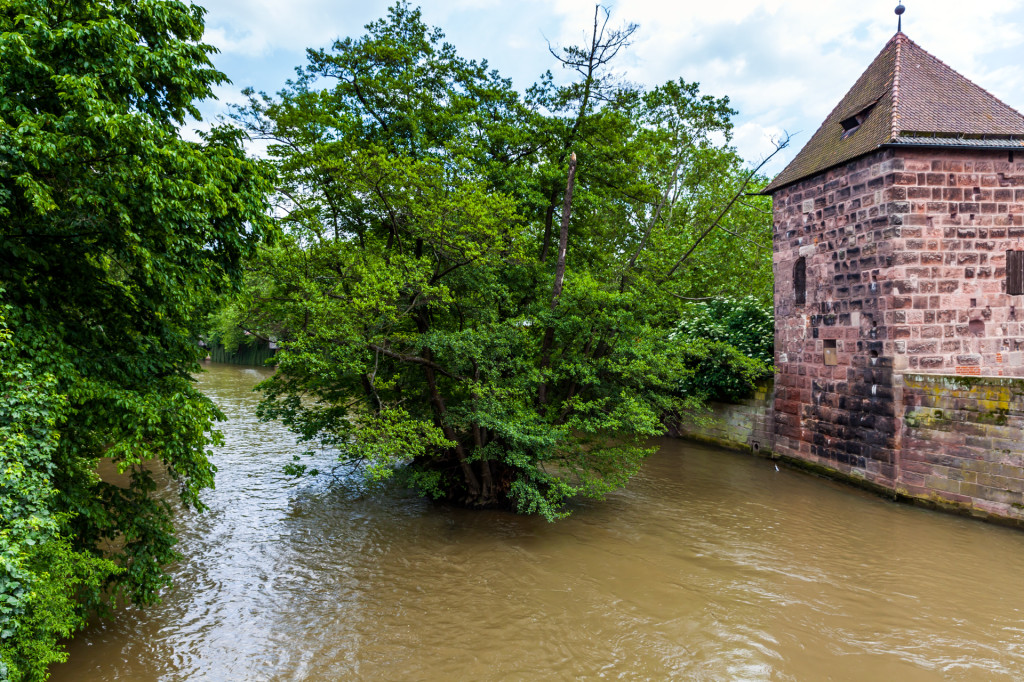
[895,3,905,32]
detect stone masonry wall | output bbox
[884,149,1024,377]
[671,382,775,455]
[764,146,1024,527]
[671,374,1024,527]
[898,373,1024,524]
[772,149,899,488]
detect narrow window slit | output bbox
[1007,250,1024,295]
[794,257,807,305]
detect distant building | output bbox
[763,29,1024,499]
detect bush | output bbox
[675,339,773,403]
[0,312,118,682]
[676,296,774,366]
[674,297,774,402]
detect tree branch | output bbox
[366,343,466,382]
[658,134,789,284]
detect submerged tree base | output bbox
[405,456,516,510]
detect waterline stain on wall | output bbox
[672,375,1024,528]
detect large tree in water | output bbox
[0,0,271,678]
[228,3,781,520]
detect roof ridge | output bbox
[890,33,903,141]
[794,35,901,147]
[897,33,1024,130]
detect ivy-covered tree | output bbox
[0,0,271,678]
[224,3,781,521]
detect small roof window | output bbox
[840,104,874,138]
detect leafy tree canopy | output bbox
[220,2,780,521]
[0,0,272,678]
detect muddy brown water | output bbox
[50,363,1024,681]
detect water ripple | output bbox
[50,364,1024,681]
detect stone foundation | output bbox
[669,382,775,455]
[673,374,1024,528]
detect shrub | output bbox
[674,297,774,402]
[674,339,773,404]
[677,296,774,366]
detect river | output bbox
[50,363,1024,680]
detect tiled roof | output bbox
[764,33,1024,194]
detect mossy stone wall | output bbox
[673,373,1024,528]
[672,381,775,456]
[899,373,1024,523]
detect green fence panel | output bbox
[206,342,277,366]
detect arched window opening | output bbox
[794,257,807,305]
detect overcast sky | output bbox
[193,0,1024,177]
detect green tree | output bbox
[227,3,781,520]
[0,0,272,678]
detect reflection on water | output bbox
[51,363,1024,681]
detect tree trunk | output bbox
[421,351,481,499]
[539,190,558,262]
[538,152,577,407]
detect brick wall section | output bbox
[671,382,775,455]
[884,149,1024,376]
[899,373,1024,523]
[772,149,899,488]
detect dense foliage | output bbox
[677,296,774,366]
[221,3,778,521]
[0,0,271,678]
[674,296,774,402]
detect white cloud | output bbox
[194,0,1024,168]
[733,121,790,176]
[535,0,1024,165]
[200,0,383,57]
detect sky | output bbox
[193,0,1024,177]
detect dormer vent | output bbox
[840,105,874,138]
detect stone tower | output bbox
[764,31,1024,490]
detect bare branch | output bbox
[659,133,790,283]
[715,224,768,250]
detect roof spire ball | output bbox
[895,2,905,33]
